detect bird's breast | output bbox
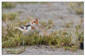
[27,26,31,31]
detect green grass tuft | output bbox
[69,2,84,15]
[2,2,16,8]
[2,13,17,22]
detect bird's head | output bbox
[31,18,39,25]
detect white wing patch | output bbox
[27,26,31,31]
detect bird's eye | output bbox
[34,21,36,23]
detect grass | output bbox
[2,13,17,22]
[79,32,84,43]
[69,2,84,15]
[47,19,54,29]
[65,22,73,28]
[70,45,78,51]
[75,24,84,49]
[48,19,53,25]
[40,19,54,29]
[2,18,84,52]
[40,21,47,27]
[2,25,77,49]
[75,24,82,42]
[2,17,84,51]
[2,2,16,8]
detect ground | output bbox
[3,45,84,55]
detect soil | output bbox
[2,45,84,55]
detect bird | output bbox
[15,25,30,34]
[15,18,50,36]
[15,19,39,33]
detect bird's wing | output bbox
[15,27,25,32]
